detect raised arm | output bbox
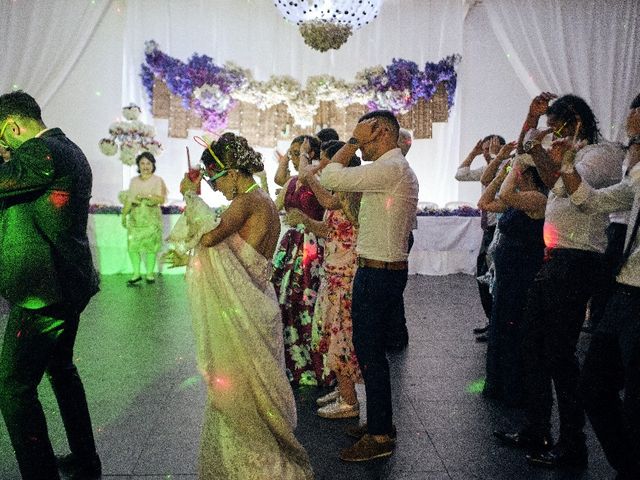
[455,139,484,181]
[481,141,517,186]
[477,162,509,213]
[298,138,340,210]
[274,150,291,187]
[498,161,547,217]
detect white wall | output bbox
[457,3,530,204]
[44,1,126,204]
[40,0,536,207]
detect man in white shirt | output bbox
[553,94,640,480]
[320,110,418,462]
[495,94,625,468]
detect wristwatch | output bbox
[347,137,359,146]
[523,140,541,153]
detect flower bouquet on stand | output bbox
[98,103,163,165]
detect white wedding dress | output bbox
[169,194,314,480]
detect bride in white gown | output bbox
[166,133,314,480]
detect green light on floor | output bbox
[466,378,485,394]
[179,375,201,390]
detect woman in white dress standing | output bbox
[166,132,314,480]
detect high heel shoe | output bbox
[127,276,142,286]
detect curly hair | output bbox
[200,132,263,175]
[546,94,600,144]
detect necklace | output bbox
[244,183,259,194]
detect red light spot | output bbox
[543,222,558,248]
[385,197,394,210]
[213,376,231,391]
[49,190,70,208]
[302,242,318,267]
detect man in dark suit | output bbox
[0,91,101,480]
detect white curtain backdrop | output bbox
[121,0,465,206]
[0,0,111,108]
[483,0,640,142]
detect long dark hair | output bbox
[546,94,600,144]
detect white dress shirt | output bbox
[545,142,625,252]
[571,160,640,287]
[320,148,419,262]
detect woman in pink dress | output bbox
[287,140,363,418]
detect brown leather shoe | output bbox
[345,423,397,442]
[339,434,395,462]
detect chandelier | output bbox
[273,0,384,52]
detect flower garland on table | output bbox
[416,206,480,217]
[98,103,163,165]
[141,41,461,130]
[89,204,228,216]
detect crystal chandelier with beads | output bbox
[273,0,384,52]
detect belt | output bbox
[357,257,408,270]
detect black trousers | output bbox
[386,231,414,346]
[485,239,543,405]
[0,301,98,480]
[521,248,606,445]
[352,266,408,435]
[578,283,640,476]
[587,222,627,330]
[476,226,496,320]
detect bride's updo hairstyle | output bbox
[201,132,264,177]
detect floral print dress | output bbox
[272,177,327,386]
[314,205,362,384]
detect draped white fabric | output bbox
[0,0,111,108]
[483,0,640,142]
[122,0,465,206]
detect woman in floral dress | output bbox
[287,140,363,418]
[272,135,328,387]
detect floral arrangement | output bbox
[89,204,227,215]
[417,205,480,217]
[298,21,353,52]
[141,41,461,130]
[98,103,163,165]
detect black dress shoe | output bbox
[57,453,102,479]
[493,430,551,451]
[473,324,489,335]
[526,443,588,469]
[126,276,142,286]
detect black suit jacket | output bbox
[0,128,99,310]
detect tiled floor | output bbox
[0,274,615,479]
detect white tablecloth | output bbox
[88,214,482,276]
[409,216,482,276]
